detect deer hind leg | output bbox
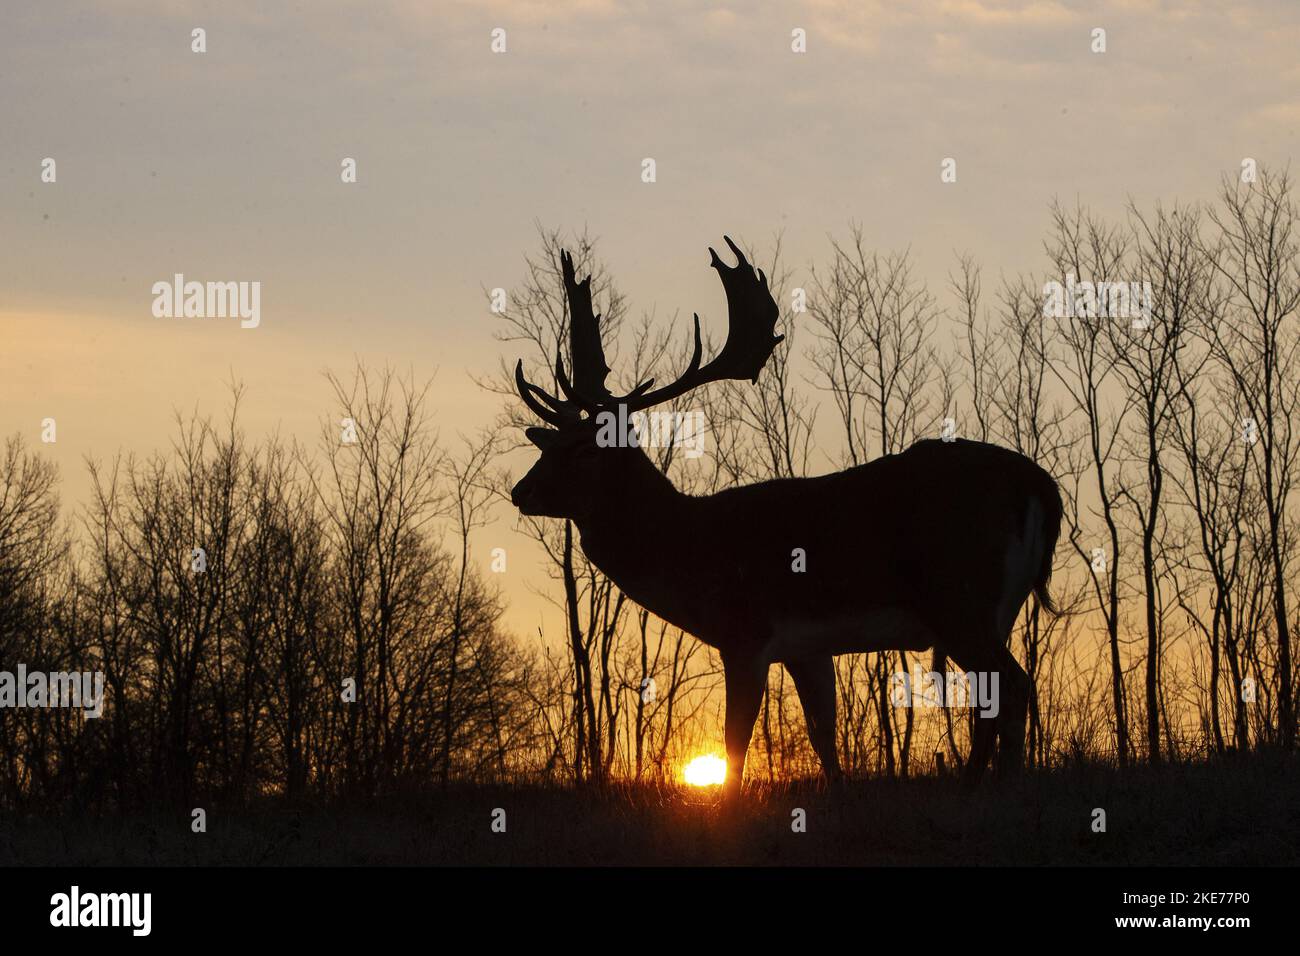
[990,642,1030,776]
[950,640,999,787]
[964,707,998,787]
[785,656,843,784]
[721,652,769,800]
[952,637,1030,784]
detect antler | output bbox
[514,236,783,425]
[512,248,607,426]
[617,236,783,413]
[560,249,613,405]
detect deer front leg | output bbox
[721,652,768,801]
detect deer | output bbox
[510,236,1063,799]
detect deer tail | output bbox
[1032,471,1064,617]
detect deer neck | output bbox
[572,452,691,595]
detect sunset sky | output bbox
[3,0,1298,637]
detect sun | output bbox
[682,754,727,787]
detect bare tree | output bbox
[1044,201,1135,764]
[1205,169,1300,749]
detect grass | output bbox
[3,751,1297,865]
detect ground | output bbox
[3,752,1296,866]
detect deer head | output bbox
[511,237,783,521]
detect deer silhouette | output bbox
[511,237,1063,797]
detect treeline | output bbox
[0,371,545,810]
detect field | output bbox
[4,751,1297,866]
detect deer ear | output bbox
[525,427,560,449]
